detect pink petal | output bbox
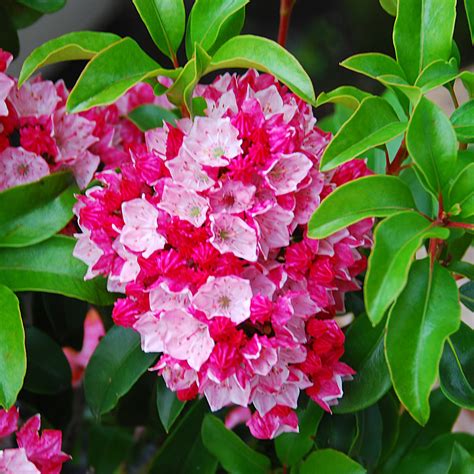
[0,448,40,474]
[149,282,192,312]
[0,407,19,438]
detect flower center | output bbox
[213,146,225,158]
[218,295,231,309]
[189,206,201,217]
[17,163,30,176]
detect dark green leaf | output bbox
[448,261,474,280]
[132,0,185,60]
[4,2,42,29]
[208,35,315,105]
[301,449,366,474]
[0,6,19,57]
[451,99,474,143]
[128,104,178,131]
[365,211,449,325]
[201,415,271,474]
[67,37,162,113]
[0,236,115,305]
[379,392,401,464]
[394,0,457,83]
[207,7,246,56]
[19,31,121,85]
[341,53,406,81]
[308,175,415,239]
[385,259,461,425]
[460,281,474,311]
[449,163,474,218]
[0,284,26,408]
[316,413,357,453]
[0,172,76,248]
[23,327,71,394]
[320,97,406,171]
[406,97,457,198]
[16,0,66,13]
[450,442,474,474]
[316,86,372,110]
[84,326,156,417]
[440,323,474,410]
[334,313,391,413]
[275,402,323,466]
[156,377,186,433]
[353,405,383,470]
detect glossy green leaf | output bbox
[0,236,114,305]
[202,415,271,474]
[132,0,185,60]
[334,313,391,413]
[465,0,474,44]
[19,31,121,85]
[449,163,474,218]
[406,97,457,198]
[207,7,246,56]
[353,405,383,470]
[415,60,459,92]
[23,326,71,394]
[460,71,474,98]
[400,167,435,218]
[320,97,407,171]
[385,259,461,425]
[394,0,457,83]
[0,172,77,248]
[316,86,372,110]
[186,0,249,57]
[341,53,406,81]
[67,37,162,113]
[301,449,366,474]
[150,400,217,474]
[127,104,178,131]
[451,99,474,143]
[365,211,449,325]
[308,175,415,239]
[460,282,474,311]
[0,284,26,408]
[208,35,315,104]
[440,323,474,410]
[275,402,323,466]
[380,0,398,15]
[156,377,186,433]
[84,326,156,417]
[379,393,401,464]
[16,0,66,13]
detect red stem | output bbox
[278,0,296,47]
[386,139,408,175]
[171,52,179,69]
[446,221,474,230]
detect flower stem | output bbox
[386,139,408,175]
[278,0,296,47]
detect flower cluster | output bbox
[0,48,168,192]
[0,407,70,474]
[73,70,372,439]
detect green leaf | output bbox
[316,87,372,110]
[365,211,449,325]
[19,31,121,86]
[150,400,217,474]
[132,0,185,61]
[465,0,474,44]
[341,53,406,81]
[208,35,315,104]
[16,0,66,13]
[449,163,474,218]
[451,99,474,143]
[186,0,249,57]
[67,37,162,113]
[406,97,457,198]
[201,415,271,474]
[353,405,383,470]
[385,259,461,425]
[156,377,186,433]
[301,449,366,474]
[320,97,407,171]
[0,172,77,248]
[84,326,156,417]
[316,413,358,453]
[334,313,391,413]
[0,235,115,305]
[207,7,246,56]
[23,326,71,394]
[4,3,42,30]
[379,392,401,464]
[275,402,323,466]
[377,74,422,105]
[460,281,474,311]
[380,0,398,15]
[394,0,457,83]
[415,60,459,93]
[460,71,474,99]
[400,167,435,218]
[308,175,415,239]
[0,284,26,408]
[127,104,178,131]
[448,261,474,280]
[440,323,474,410]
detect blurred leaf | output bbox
[316,413,357,453]
[394,0,456,83]
[23,326,71,394]
[127,104,178,131]
[379,392,401,464]
[156,377,186,433]
[365,211,449,325]
[301,449,366,474]
[440,323,474,410]
[449,442,474,474]
[0,284,26,408]
[380,0,398,16]
[385,259,461,425]
[19,31,120,85]
[4,2,42,29]
[308,175,415,239]
[0,172,76,248]
[316,86,372,110]
[0,236,115,305]
[460,71,474,98]
[201,415,271,474]
[353,405,383,470]
[449,163,474,218]
[451,100,474,143]
[334,313,391,413]
[448,261,474,280]
[460,281,474,311]
[16,0,66,13]
[0,6,19,59]
[465,0,474,44]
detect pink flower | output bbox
[149,282,192,312]
[0,448,40,474]
[247,405,299,439]
[208,179,256,214]
[9,80,60,118]
[166,149,215,191]
[0,407,19,438]
[192,275,252,324]
[0,73,13,116]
